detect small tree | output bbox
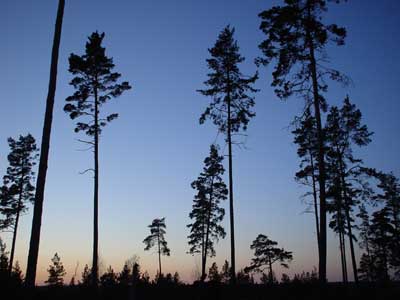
[245,234,293,284]
[2,134,38,275]
[64,31,131,285]
[100,266,117,287]
[0,238,9,282]
[221,260,230,284]
[45,253,66,286]
[198,25,258,283]
[187,144,227,281]
[118,263,131,286]
[80,264,91,286]
[11,261,23,285]
[208,262,221,283]
[173,272,181,285]
[143,218,170,276]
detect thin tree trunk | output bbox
[309,150,320,252]
[268,258,273,284]
[8,184,24,276]
[202,180,214,282]
[158,230,162,276]
[92,83,99,286]
[225,69,236,285]
[306,7,327,281]
[227,88,236,284]
[338,157,358,283]
[25,0,65,287]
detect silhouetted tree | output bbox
[280,273,291,284]
[0,185,17,231]
[118,263,131,286]
[292,111,320,252]
[373,172,400,275]
[187,144,227,281]
[208,262,221,283]
[100,266,117,287]
[143,218,170,276]
[357,204,373,281]
[64,31,131,285]
[368,207,394,281]
[45,253,66,287]
[258,0,348,282]
[245,234,293,284]
[221,260,231,284]
[0,238,9,282]
[236,269,254,284]
[198,25,258,284]
[80,264,91,286]
[26,0,65,286]
[324,96,372,283]
[11,261,23,286]
[141,271,150,284]
[2,134,38,276]
[173,271,181,285]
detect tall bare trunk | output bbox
[92,84,99,286]
[227,85,236,284]
[157,229,162,276]
[25,0,65,287]
[306,7,327,281]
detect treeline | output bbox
[0,0,399,290]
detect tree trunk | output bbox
[227,86,236,284]
[158,230,162,276]
[8,184,24,276]
[92,83,99,286]
[202,180,214,282]
[338,157,358,283]
[306,8,327,282]
[309,150,320,252]
[25,0,65,287]
[268,258,273,284]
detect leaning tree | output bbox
[187,144,228,281]
[143,218,170,276]
[257,0,348,281]
[64,31,131,284]
[198,25,258,283]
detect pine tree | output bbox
[324,96,373,283]
[245,234,293,284]
[45,253,66,287]
[100,266,117,287]
[208,262,221,283]
[198,25,258,283]
[258,0,348,282]
[0,238,9,282]
[368,208,394,281]
[64,31,131,285]
[173,271,181,285]
[221,260,231,284]
[143,218,170,276]
[292,111,320,252]
[357,204,373,281]
[187,144,227,281]
[118,263,131,286]
[2,134,38,276]
[11,261,24,285]
[80,264,92,286]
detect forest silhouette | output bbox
[1,0,400,299]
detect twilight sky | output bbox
[0,0,399,284]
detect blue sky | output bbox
[0,0,399,283]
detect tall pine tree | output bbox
[198,25,258,283]
[258,0,348,281]
[64,31,131,285]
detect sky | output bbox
[0,0,399,284]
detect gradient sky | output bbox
[1,0,399,284]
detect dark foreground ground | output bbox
[4,283,400,300]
